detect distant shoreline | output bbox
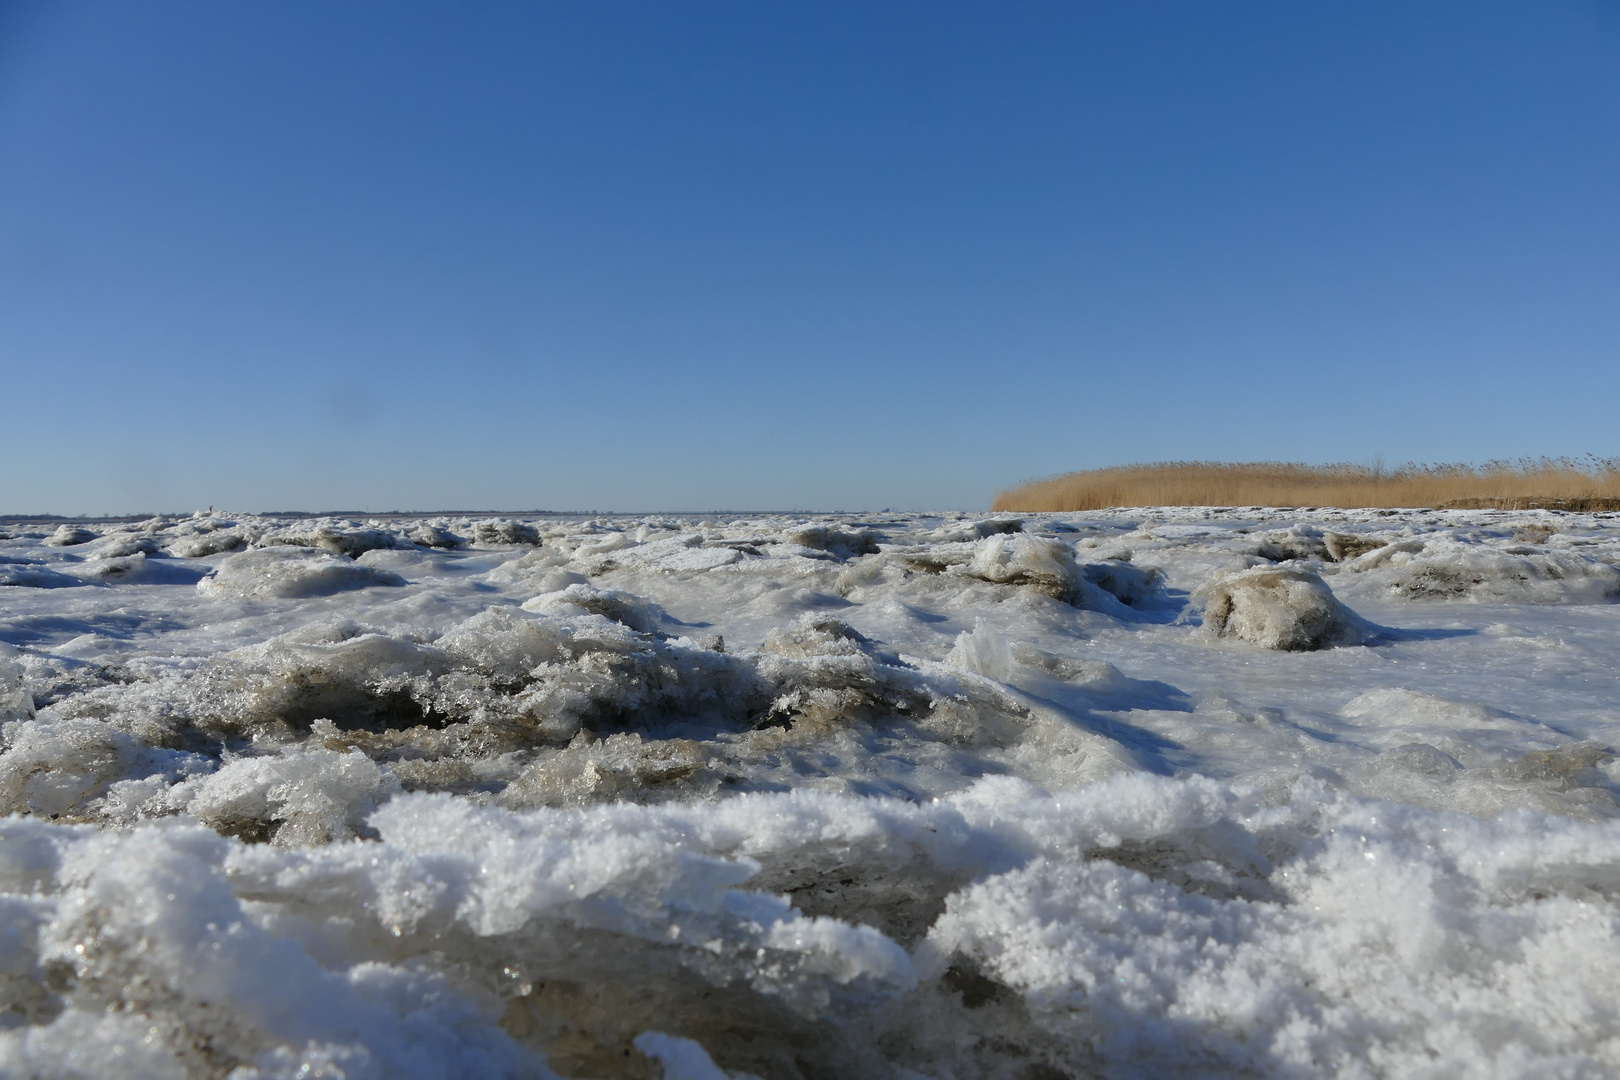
[993,458,1620,513]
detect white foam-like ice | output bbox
[1,507,1618,1077]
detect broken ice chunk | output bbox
[1196,567,1371,650]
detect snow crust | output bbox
[2,507,1620,1078]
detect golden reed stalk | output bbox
[991,458,1620,512]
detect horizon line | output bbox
[0,507,932,522]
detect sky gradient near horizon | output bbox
[2,1,1618,513]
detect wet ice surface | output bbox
[1,507,1619,1079]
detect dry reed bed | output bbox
[992,459,1620,512]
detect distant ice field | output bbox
[1,508,1618,1079]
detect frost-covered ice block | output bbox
[1196,566,1371,650]
[197,547,407,598]
[0,559,82,588]
[256,523,408,557]
[468,519,541,545]
[0,655,34,722]
[1077,556,1162,606]
[166,527,246,557]
[1343,534,1620,603]
[522,582,670,634]
[928,517,1024,542]
[961,533,1151,612]
[70,552,210,586]
[964,534,1084,601]
[780,523,882,557]
[44,525,95,546]
[406,522,462,549]
[1322,530,1388,562]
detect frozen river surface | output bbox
[2,507,1619,1079]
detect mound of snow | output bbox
[166,526,247,557]
[500,732,712,809]
[45,525,95,546]
[468,519,541,546]
[1323,530,1390,562]
[522,583,669,635]
[751,615,944,732]
[0,716,197,818]
[780,524,882,558]
[1196,567,1370,650]
[70,552,209,586]
[163,743,400,846]
[198,548,407,599]
[0,560,83,588]
[257,523,407,557]
[1344,536,1620,603]
[87,535,162,558]
[406,523,462,549]
[1078,557,1163,606]
[964,534,1083,602]
[945,621,1135,695]
[565,530,633,558]
[1253,524,1330,562]
[929,518,1023,543]
[925,786,1620,1080]
[0,816,544,1079]
[605,534,743,572]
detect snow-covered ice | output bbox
[1,507,1619,1078]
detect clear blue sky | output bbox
[2,1,1617,513]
